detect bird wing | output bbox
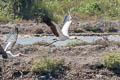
[0,44,5,55]
[63,15,69,24]
[43,15,59,37]
[51,21,69,40]
[43,15,68,40]
[0,44,8,59]
[49,21,59,37]
[2,27,18,51]
[62,11,72,37]
[62,20,72,37]
[63,11,71,24]
[51,21,64,37]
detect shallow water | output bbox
[0,35,120,46]
[0,35,120,59]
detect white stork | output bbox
[43,11,78,42]
[0,27,24,59]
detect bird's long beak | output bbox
[19,53,27,57]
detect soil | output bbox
[0,20,120,36]
[0,21,120,80]
[0,40,120,80]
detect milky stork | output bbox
[0,27,24,59]
[43,11,78,43]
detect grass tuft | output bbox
[102,52,120,69]
[33,41,49,46]
[66,41,89,47]
[30,56,64,74]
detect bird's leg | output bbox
[34,73,37,80]
[20,70,23,80]
[47,39,58,46]
[1,60,3,80]
[2,59,4,80]
[2,59,6,80]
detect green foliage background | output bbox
[0,0,120,23]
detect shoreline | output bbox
[0,20,120,36]
[1,32,120,38]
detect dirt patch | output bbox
[0,23,52,35]
[0,40,120,80]
[0,20,120,36]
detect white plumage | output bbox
[0,27,24,59]
[50,11,75,41]
[62,20,72,37]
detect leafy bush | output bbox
[82,2,101,15]
[0,0,14,22]
[68,0,120,20]
[0,16,12,23]
[66,41,89,47]
[106,27,118,32]
[1,0,120,23]
[103,52,120,69]
[84,25,102,32]
[30,56,64,74]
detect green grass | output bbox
[1,0,120,23]
[30,55,64,74]
[66,41,89,47]
[102,52,120,69]
[33,41,49,46]
[0,16,11,23]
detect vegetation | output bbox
[84,25,102,33]
[106,27,118,32]
[0,0,120,23]
[30,55,64,74]
[66,41,89,47]
[33,41,49,46]
[102,52,120,69]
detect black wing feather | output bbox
[43,15,59,37]
[0,45,8,59]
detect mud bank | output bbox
[0,20,120,36]
[0,40,120,80]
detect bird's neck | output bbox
[4,42,11,51]
[6,51,19,57]
[12,54,19,57]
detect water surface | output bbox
[0,35,120,46]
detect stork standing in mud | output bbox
[43,11,79,43]
[0,27,24,59]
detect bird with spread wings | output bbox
[0,27,24,59]
[43,11,80,45]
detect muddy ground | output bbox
[0,40,120,80]
[0,21,120,80]
[0,20,120,36]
